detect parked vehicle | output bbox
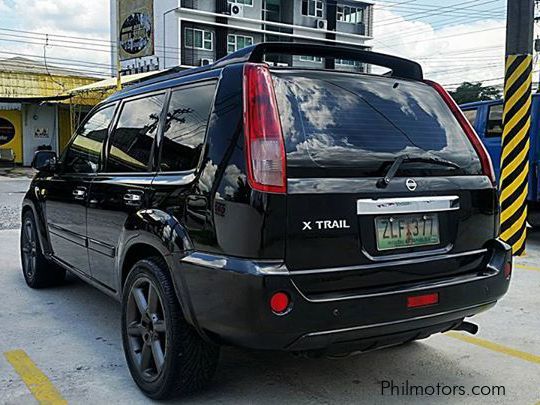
[21,43,512,399]
[460,97,540,225]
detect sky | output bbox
[0,0,516,89]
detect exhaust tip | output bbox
[453,321,479,335]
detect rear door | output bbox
[272,71,496,284]
[45,104,116,274]
[86,92,166,290]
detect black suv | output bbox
[21,43,512,399]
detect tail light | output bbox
[503,260,512,280]
[243,63,286,193]
[426,80,496,185]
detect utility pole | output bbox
[116,0,123,91]
[500,0,534,255]
[534,0,540,92]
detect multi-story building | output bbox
[110,0,374,75]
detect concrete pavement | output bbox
[0,226,539,404]
[0,176,31,230]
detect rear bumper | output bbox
[172,239,511,353]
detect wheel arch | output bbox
[21,198,52,256]
[118,210,200,333]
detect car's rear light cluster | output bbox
[243,63,286,194]
[426,80,496,185]
[504,260,512,280]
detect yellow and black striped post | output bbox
[500,0,534,256]
[500,55,532,255]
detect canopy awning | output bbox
[63,71,164,105]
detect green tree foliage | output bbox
[449,81,502,104]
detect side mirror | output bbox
[32,150,57,173]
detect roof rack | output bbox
[213,42,423,81]
[110,42,423,98]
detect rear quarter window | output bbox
[272,71,482,177]
[159,82,217,172]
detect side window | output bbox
[160,83,217,172]
[106,94,165,173]
[486,104,503,137]
[462,108,478,127]
[63,105,116,174]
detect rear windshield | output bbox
[272,70,482,177]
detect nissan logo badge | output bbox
[406,178,417,191]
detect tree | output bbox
[449,81,502,104]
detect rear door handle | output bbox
[72,187,87,200]
[123,191,143,206]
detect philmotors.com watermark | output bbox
[380,380,506,397]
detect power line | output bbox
[376,4,504,21]
[374,0,503,26]
[0,58,110,77]
[374,8,505,43]
[395,25,505,47]
[377,0,504,16]
[0,50,114,69]
[0,25,174,51]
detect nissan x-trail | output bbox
[21,43,512,399]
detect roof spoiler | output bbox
[213,42,423,81]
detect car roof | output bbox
[106,65,221,104]
[104,42,423,105]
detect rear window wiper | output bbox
[377,154,461,188]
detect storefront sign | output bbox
[0,118,15,145]
[118,0,154,61]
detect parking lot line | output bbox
[515,263,540,272]
[4,349,67,405]
[445,332,540,365]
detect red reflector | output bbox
[504,261,512,279]
[407,293,439,308]
[270,292,290,314]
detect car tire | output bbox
[20,210,66,288]
[121,256,219,399]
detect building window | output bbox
[336,59,360,67]
[228,0,253,6]
[302,0,324,18]
[184,28,213,51]
[337,5,364,24]
[299,55,323,63]
[227,34,254,54]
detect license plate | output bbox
[375,214,440,251]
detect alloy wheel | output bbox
[21,219,37,279]
[126,277,167,382]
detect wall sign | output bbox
[118,0,154,61]
[33,127,50,139]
